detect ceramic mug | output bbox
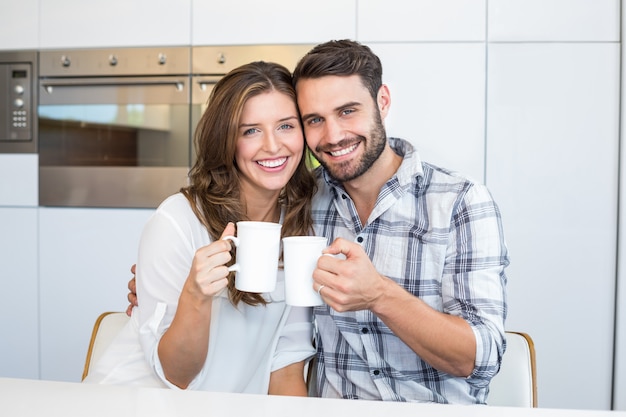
[282,236,327,306]
[223,221,282,293]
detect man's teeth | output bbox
[330,143,358,157]
[257,157,287,168]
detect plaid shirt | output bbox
[311,138,509,404]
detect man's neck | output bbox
[342,143,403,225]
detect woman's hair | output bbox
[292,39,383,101]
[181,61,316,307]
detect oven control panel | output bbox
[1,63,33,142]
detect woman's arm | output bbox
[157,224,236,388]
[268,361,308,396]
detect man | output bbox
[291,40,508,404]
[128,39,509,404]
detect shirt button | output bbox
[361,327,368,334]
[342,194,348,199]
[373,370,380,376]
[356,236,364,243]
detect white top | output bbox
[84,193,315,393]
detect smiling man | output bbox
[292,40,509,404]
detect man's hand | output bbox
[126,264,138,316]
[312,237,388,312]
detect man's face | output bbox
[296,75,388,183]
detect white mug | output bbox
[282,236,327,306]
[223,221,282,293]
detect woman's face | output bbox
[235,90,304,197]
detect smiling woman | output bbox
[83,61,317,396]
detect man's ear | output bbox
[377,84,391,119]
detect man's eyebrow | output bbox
[300,102,362,121]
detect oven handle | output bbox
[195,76,222,91]
[41,79,187,93]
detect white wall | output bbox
[0,0,623,411]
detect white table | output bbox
[1,377,624,417]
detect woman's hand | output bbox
[184,222,236,302]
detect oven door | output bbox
[38,76,191,208]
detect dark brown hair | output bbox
[182,61,316,306]
[292,39,383,100]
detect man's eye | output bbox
[342,109,354,116]
[309,117,322,125]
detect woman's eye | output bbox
[243,128,258,136]
[278,123,293,130]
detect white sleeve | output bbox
[271,306,315,372]
[135,203,199,387]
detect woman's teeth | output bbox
[257,157,287,168]
[330,143,358,157]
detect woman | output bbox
[84,61,317,395]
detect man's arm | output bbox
[316,240,476,377]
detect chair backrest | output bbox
[488,331,538,407]
[82,311,130,380]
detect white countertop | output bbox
[1,377,625,417]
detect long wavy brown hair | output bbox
[181,61,316,307]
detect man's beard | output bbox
[315,114,387,183]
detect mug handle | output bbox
[222,236,240,272]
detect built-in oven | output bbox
[38,47,191,208]
[0,50,37,153]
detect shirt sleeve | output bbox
[443,182,509,386]
[135,205,197,388]
[271,306,316,372]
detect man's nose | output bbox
[322,118,342,144]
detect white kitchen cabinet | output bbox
[371,43,486,183]
[486,43,620,410]
[191,0,356,46]
[0,154,38,207]
[0,0,39,50]
[38,207,154,382]
[488,0,619,41]
[39,0,191,49]
[0,207,39,379]
[358,0,486,42]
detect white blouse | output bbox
[84,193,315,393]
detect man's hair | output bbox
[292,39,383,100]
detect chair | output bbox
[82,311,130,380]
[488,331,538,407]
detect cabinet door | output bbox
[0,208,39,378]
[0,0,39,49]
[371,43,486,183]
[488,0,619,41]
[191,0,356,45]
[486,42,619,410]
[39,0,191,48]
[39,207,153,382]
[0,155,38,207]
[358,0,486,42]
